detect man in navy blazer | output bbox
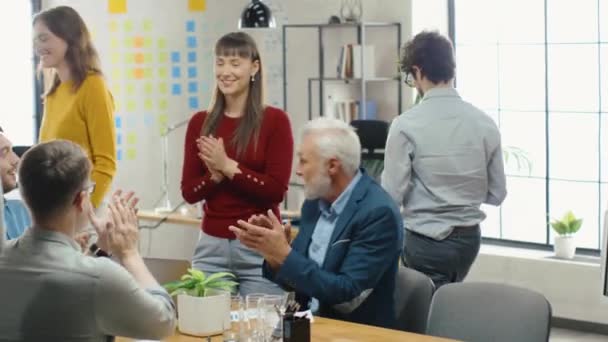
[230,118,403,329]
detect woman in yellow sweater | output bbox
[34,6,116,208]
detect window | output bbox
[0,0,36,145]
[451,0,606,250]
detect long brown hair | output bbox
[202,32,265,156]
[33,6,102,96]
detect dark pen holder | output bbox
[282,316,310,342]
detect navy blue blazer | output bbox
[263,171,403,328]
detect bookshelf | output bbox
[282,22,402,121]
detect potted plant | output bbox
[164,269,238,337]
[550,211,583,259]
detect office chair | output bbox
[350,120,389,181]
[394,266,435,333]
[426,282,552,342]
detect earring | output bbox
[250,74,255,82]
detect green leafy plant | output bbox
[502,145,532,175]
[550,211,583,236]
[163,269,238,297]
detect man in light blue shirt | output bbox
[0,126,31,239]
[382,31,507,288]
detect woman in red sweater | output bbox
[181,32,294,296]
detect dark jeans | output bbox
[402,225,481,289]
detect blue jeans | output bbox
[192,231,284,296]
[402,225,481,289]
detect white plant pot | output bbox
[177,293,230,337]
[554,235,576,259]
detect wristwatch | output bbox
[89,243,112,258]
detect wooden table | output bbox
[117,317,454,341]
[138,209,301,226]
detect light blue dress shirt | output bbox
[308,170,362,313]
[3,199,31,240]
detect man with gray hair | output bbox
[231,117,403,329]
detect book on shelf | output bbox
[337,44,375,79]
[326,97,378,122]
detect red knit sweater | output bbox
[181,106,294,239]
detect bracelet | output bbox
[89,243,112,258]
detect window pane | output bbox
[481,204,501,238]
[412,0,448,36]
[602,45,608,112]
[0,0,34,145]
[455,45,498,110]
[501,111,546,178]
[549,180,600,249]
[549,113,599,181]
[499,45,545,111]
[548,0,598,43]
[548,44,599,112]
[497,0,544,44]
[501,177,547,243]
[600,113,608,182]
[602,0,608,42]
[455,0,498,45]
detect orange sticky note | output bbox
[133,68,144,79]
[134,36,144,48]
[134,53,144,64]
[108,0,127,14]
[188,0,206,12]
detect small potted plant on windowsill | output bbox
[550,211,583,259]
[164,269,238,337]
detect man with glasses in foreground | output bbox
[0,140,176,341]
[382,31,507,289]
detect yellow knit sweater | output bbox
[39,74,116,208]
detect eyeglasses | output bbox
[402,70,416,87]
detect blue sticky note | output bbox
[189,97,199,109]
[186,20,195,32]
[172,66,181,78]
[171,51,180,63]
[188,81,198,93]
[117,133,122,145]
[115,116,122,129]
[187,36,197,48]
[172,84,182,95]
[188,66,197,78]
[144,114,153,126]
[117,149,123,161]
[187,51,197,63]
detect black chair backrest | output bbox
[350,120,389,160]
[12,146,31,158]
[394,266,435,333]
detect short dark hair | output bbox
[19,140,91,221]
[399,31,455,84]
[0,126,3,132]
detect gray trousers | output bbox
[402,225,481,289]
[192,231,284,297]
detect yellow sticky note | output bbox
[158,83,168,94]
[158,52,168,63]
[127,132,137,145]
[126,149,136,160]
[125,53,135,63]
[108,0,127,14]
[159,99,168,110]
[124,20,133,32]
[111,83,120,95]
[158,67,168,78]
[127,100,136,111]
[144,38,152,48]
[188,0,206,12]
[144,68,152,78]
[111,68,121,80]
[124,37,132,48]
[109,20,119,32]
[110,38,119,49]
[126,83,135,95]
[144,98,153,111]
[111,52,120,64]
[144,53,153,63]
[144,82,153,94]
[143,19,153,31]
[158,114,168,134]
[158,38,167,49]
[115,99,121,111]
